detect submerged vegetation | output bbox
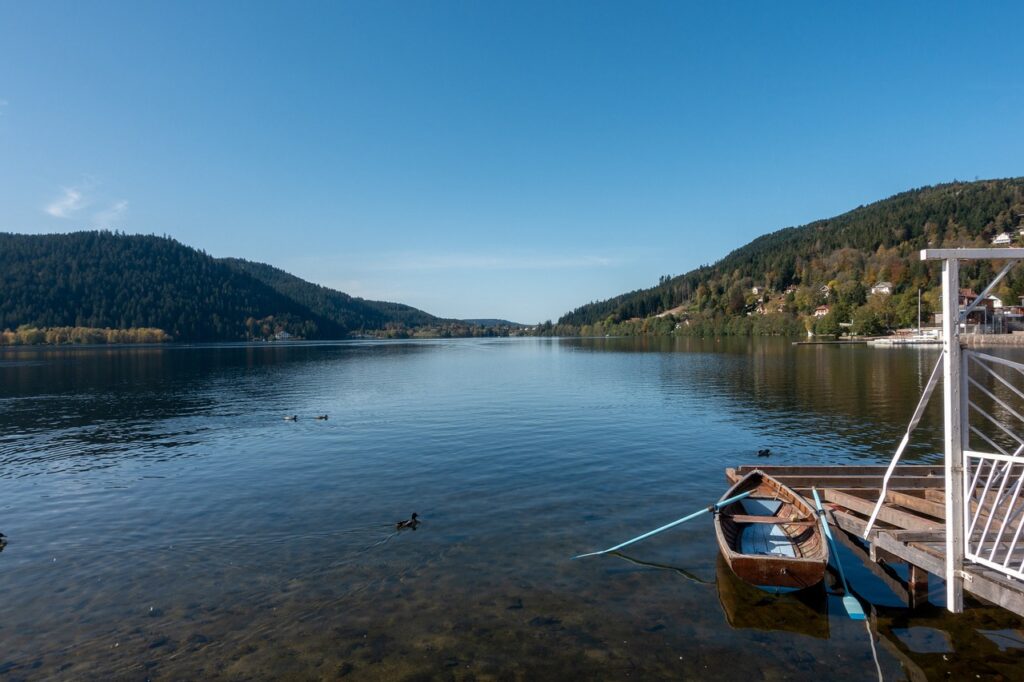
[555,179,1024,337]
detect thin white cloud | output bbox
[93,200,128,226]
[373,252,616,271]
[45,187,86,219]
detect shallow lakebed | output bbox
[1,337,1022,679]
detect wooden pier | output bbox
[725,464,1024,618]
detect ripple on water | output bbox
[0,338,1019,679]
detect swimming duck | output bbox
[396,513,419,530]
[315,414,329,420]
[284,415,298,421]
[757,448,771,457]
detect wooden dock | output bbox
[725,464,1024,618]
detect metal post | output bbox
[942,257,965,612]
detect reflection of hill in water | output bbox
[0,342,434,476]
[565,336,946,461]
[714,552,829,639]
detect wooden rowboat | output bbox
[713,469,828,591]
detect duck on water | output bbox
[396,513,419,530]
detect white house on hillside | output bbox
[993,232,1012,245]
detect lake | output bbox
[1,337,1022,680]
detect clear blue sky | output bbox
[2,2,1022,323]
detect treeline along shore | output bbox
[0,326,172,346]
[548,179,1024,338]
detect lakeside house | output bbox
[993,232,1013,245]
[870,281,894,295]
[935,288,1001,327]
[813,305,830,318]
[958,288,990,309]
[274,330,293,341]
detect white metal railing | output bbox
[963,350,1024,581]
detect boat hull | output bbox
[713,469,828,590]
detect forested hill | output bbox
[558,178,1024,331]
[0,231,440,341]
[221,259,442,330]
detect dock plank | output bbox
[886,490,946,520]
[727,464,1024,619]
[732,465,944,476]
[726,473,944,489]
[823,489,943,531]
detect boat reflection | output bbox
[715,552,830,639]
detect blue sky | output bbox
[2,2,1023,323]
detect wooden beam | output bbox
[722,514,816,526]
[967,566,1024,618]
[765,475,943,489]
[924,489,945,503]
[733,465,943,476]
[889,530,946,542]
[878,536,947,577]
[830,509,888,538]
[870,543,904,564]
[831,508,1024,619]
[823,489,943,531]
[886,490,945,520]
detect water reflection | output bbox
[870,602,1024,680]
[715,553,830,639]
[0,338,1021,679]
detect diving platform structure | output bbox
[734,248,1024,618]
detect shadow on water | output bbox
[607,551,713,585]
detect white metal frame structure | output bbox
[865,248,1024,613]
[962,351,1024,581]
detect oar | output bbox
[572,490,754,560]
[812,487,866,621]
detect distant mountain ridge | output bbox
[558,178,1024,331]
[461,318,524,328]
[0,231,442,341]
[221,258,444,330]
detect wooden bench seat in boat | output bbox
[723,514,816,526]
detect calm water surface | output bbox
[1,337,1022,680]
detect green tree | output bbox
[850,306,884,336]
